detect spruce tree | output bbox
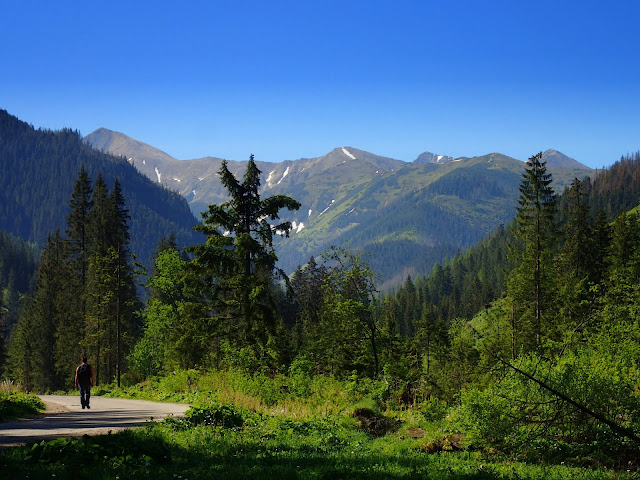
[508,152,558,349]
[35,231,70,389]
[86,177,140,386]
[289,256,328,351]
[557,178,597,326]
[65,165,93,316]
[107,179,140,386]
[191,155,300,367]
[85,173,110,384]
[7,231,71,390]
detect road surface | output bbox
[0,394,190,448]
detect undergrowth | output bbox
[0,369,634,479]
[0,390,45,421]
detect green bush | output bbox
[288,355,314,397]
[185,403,250,428]
[419,397,449,422]
[0,391,45,421]
[157,369,200,393]
[454,387,521,450]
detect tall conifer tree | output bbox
[64,166,93,354]
[85,176,140,386]
[107,178,140,387]
[86,173,110,384]
[191,155,300,366]
[6,230,70,390]
[508,152,558,349]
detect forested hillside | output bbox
[0,230,39,365]
[372,152,640,463]
[386,152,640,332]
[0,110,201,268]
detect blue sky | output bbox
[2,1,638,168]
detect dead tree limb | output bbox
[494,353,640,445]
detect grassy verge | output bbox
[0,416,620,480]
[0,371,632,479]
[0,381,45,421]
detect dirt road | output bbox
[0,395,190,447]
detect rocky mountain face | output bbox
[84,129,593,287]
[414,152,456,164]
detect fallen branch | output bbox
[494,353,640,445]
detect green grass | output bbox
[0,371,632,480]
[0,381,45,421]
[0,415,622,480]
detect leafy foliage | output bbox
[0,371,624,479]
[0,390,44,421]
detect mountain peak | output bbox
[414,151,455,164]
[541,149,590,169]
[84,128,178,165]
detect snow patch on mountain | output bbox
[277,166,290,185]
[342,148,356,160]
[155,167,162,183]
[318,200,335,217]
[308,209,312,217]
[173,178,181,182]
[292,221,305,234]
[267,170,275,187]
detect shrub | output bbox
[185,403,249,428]
[419,396,449,422]
[288,355,314,397]
[0,391,45,421]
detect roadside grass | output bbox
[0,370,633,479]
[0,380,45,421]
[0,415,624,480]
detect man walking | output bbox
[74,356,95,410]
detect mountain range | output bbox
[85,129,593,287]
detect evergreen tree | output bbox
[86,177,141,386]
[6,231,70,390]
[35,231,70,390]
[508,152,558,349]
[557,178,597,326]
[289,256,328,352]
[5,298,37,391]
[85,173,110,384]
[190,155,300,367]
[561,179,593,279]
[65,165,93,346]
